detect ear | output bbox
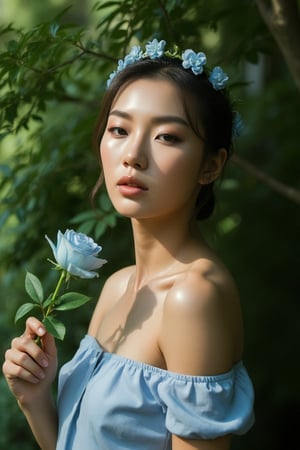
[199,148,227,185]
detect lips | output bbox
[117,176,148,191]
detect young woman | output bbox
[3,40,254,450]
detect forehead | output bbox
[110,78,188,117]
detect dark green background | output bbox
[0,1,299,448]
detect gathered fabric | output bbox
[56,335,254,450]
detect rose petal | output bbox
[56,234,75,269]
[45,235,58,260]
[66,262,99,279]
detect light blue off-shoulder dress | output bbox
[56,335,254,450]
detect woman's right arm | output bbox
[2,317,58,450]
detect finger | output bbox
[24,316,47,340]
[11,336,49,369]
[3,352,45,384]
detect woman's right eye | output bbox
[108,126,127,136]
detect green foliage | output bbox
[15,271,93,340]
[24,270,44,303]
[70,191,118,239]
[55,291,91,311]
[14,302,40,323]
[0,1,299,449]
[42,315,66,340]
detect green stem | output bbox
[44,270,66,317]
[36,270,67,346]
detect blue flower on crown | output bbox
[106,70,117,88]
[117,45,143,71]
[145,39,166,59]
[182,49,206,75]
[116,58,126,72]
[209,66,229,90]
[107,46,143,88]
[126,45,143,63]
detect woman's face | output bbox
[100,78,210,222]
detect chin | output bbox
[112,203,143,219]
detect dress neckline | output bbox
[85,334,242,381]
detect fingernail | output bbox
[41,359,48,367]
[38,327,45,335]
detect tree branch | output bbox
[47,50,86,73]
[231,154,300,205]
[255,0,300,92]
[157,0,174,40]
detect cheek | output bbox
[99,143,106,168]
[157,151,203,185]
[99,144,114,191]
[99,137,115,173]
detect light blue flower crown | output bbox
[107,39,243,138]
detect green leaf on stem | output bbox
[25,272,44,304]
[15,302,39,323]
[43,316,66,340]
[54,292,91,311]
[42,294,54,308]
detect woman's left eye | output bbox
[157,134,180,144]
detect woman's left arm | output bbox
[172,434,231,450]
[159,270,243,450]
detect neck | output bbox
[130,213,201,289]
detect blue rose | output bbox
[145,39,166,59]
[45,229,107,279]
[209,66,229,90]
[182,49,206,75]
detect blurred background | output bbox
[0,0,299,448]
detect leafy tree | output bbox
[0,1,299,448]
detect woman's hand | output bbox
[2,317,58,407]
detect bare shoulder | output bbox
[167,257,240,316]
[159,257,243,376]
[104,265,135,291]
[88,265,135,335]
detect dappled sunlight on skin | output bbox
[100,285,158,354]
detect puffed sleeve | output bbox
[158,361,255,440]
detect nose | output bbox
[122,141,148,170]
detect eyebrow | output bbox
[109,109,189,127]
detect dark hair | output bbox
[93,56,234,220]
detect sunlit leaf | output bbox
[43,316,66,340]
[54,292,91,311]
[15,303,39,323]
[25,272,44,304]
